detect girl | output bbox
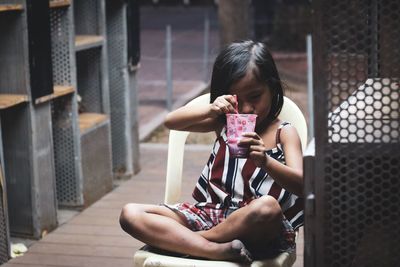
[119,40,304,263]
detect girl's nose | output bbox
[240,102,254,114]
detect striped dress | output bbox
[192,122,304,230]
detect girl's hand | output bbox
[239,132,268,168]
[209,95,237,118]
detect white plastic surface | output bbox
[278,97,308,151]
[164,94,211,204]
[134,248,296,267]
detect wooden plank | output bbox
[9,253,133,267]
[56,224,124,236]
[53,85,75,97]
[40,233,137,247]
[78,113,108,133]
[0,4,23,12]
[34,85,74,104]
[75,35,104,51]
[0,94,28,109]
[3,264,62,267]
[68,215,119,226]
[49,0,71,8]
[27,243,136,258]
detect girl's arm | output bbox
[240,126,304,196]
[164,95,237,133]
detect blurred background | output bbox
[138,0,311,143]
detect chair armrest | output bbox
[164,130,190,204]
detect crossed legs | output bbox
[119,195,282,262]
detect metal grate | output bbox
[106,0,131,173]
[50,7,72,85]
[312,1,400,267]
[52,96,81,206]
[50,5,81,206]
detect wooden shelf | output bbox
[75,35,104,52]
[0,4,23,12]
[49,0,71,9]
[0,94,28,110]
[35,85,75,104]
[79,113,108,134]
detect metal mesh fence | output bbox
[312,1,400,267]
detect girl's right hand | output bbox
[209,95,238,118]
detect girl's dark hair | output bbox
[210,40,284,123]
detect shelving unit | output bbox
[0,0,138,257]
[0,0,58,240]
[106,0,140,177]
[49,0,112,208]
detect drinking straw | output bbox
[233,95,238,113]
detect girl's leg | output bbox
[119,203,252,262]
[198,196,283,249]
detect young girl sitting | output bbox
[119,40,304,263]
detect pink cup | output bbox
[226,114,257,158]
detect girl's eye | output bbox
[249,94,261,100]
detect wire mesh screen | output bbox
[313,1,400,267]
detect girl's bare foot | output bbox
[216,239,252,263]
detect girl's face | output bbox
[230,70,272,128]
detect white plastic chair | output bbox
[134,93,307,267]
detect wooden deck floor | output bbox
[2,144,303,267]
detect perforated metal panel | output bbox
[310,1,400,267]
[49,3,82,206]
[106,0,132,174]
[51,96,82,206]
[50,6,73,85]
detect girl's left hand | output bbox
[239,132,268,168]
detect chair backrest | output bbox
[164,93,308,204]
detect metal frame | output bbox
[50,0,113,208]
[106,0,140,177]
[308,1,400,266]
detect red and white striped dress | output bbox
[192,122,304,230]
